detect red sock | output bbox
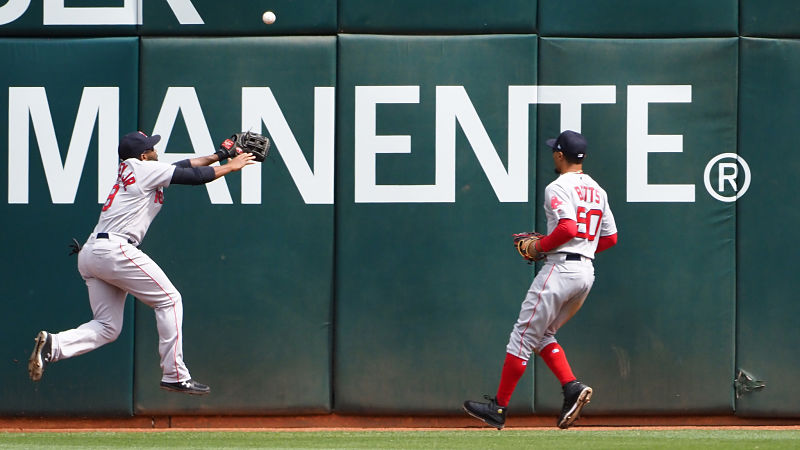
[495,353,528,407]
[540,343,576,386]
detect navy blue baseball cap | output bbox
[118,131,161,160]
[546,130,587,159]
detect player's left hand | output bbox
[218,131,270,162]
[512,232,544,263]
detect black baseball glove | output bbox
[217,131,271,162]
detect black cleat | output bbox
[28,331,52,382]
[557,380,592,429]
[463,395,507,430]
[160,379,210,395]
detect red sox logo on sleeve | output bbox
[550,195,563,210]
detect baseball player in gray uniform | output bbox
[464,130,618,429]
[28,131,255,395]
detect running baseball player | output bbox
[28,130,267,395]
[463,130,618,429]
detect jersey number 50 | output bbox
[576,207,603,241]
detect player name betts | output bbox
[574,185,602,204]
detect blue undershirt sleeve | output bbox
[170,165,216,185]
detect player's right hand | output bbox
[227,153,256,171]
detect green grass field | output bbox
[1,429,800,449]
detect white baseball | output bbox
[262,11,276,25]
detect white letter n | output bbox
[241,87,335,205]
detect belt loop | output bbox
[547,252,590,263]
[95,232,135,246]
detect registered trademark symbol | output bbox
[703,153,751,202]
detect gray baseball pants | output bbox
[506,253,595,360]
[49,233,191,383]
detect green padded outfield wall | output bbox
[0,37,139,415]
[140,0,337,35]
[339,0,536,34]
[538,0,738,37]
[736,38,800,418]
[740,0,800,38]
[0,1,798,418]
[133,36,336,414]
[335,34,537,414]
[533,38,738,414]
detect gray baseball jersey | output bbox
[94,158,175,246]
[507,171,617,359]
[543,172,617,259]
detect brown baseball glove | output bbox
[512,232,545,263]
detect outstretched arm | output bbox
[186,154,222,167]
[210,153,255,180]
[171,153,256,185]
[174,149,239,168]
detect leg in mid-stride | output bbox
[462,259,595,430]
[558,380,593,429]
[463,395,507,430]
[28,331,52,382]
[29,239,210,396]
[159,379,210,395]
[461,347,593,430]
